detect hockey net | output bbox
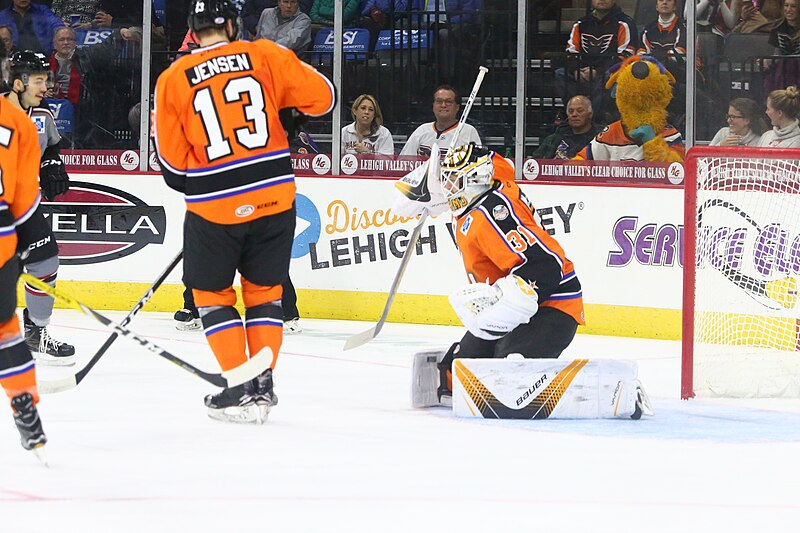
[683,147,800,399]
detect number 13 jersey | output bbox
[152,39,335,224]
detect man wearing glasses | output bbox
[400,84,481,157]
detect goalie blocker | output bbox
[412,354,653,419]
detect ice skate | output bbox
[204,382,263,424]
[174,308,201,331]
[252,369,277,422]
[283,317,302,334]
[24,308,75,366]
[11,393,48,465]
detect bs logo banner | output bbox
[42,182,166,265]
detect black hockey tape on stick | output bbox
[343,66,489,351]
[22,273,269,389]
[38,251,184,394]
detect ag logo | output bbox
[522,158,540,180]
[667,162,685,185]
[292,193,321,259]
[120,150,139,171]
[341,154,358,175]
[312,153,331,175]
[43,182,166,265]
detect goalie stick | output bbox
[38,251,184,394]
[21,273,269,389]
[344,65,489,351]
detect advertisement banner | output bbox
[49,171,684,333]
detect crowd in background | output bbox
[2,0,799,157]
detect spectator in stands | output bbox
[360,0,407,49]
[0,23,13,53]
[242,0,312,36]
[255,0,311,53]
[762,0,800,93]
[400,84,481,157]
[342,93,395,155]
[310,0,360,28]
[640,0,686,80]
[639,0,691,131]
[0,26,9,90]
[411,0,481,90]
[735,0,783,33]
[93,0,167,49]
[691,0,737,53]
[51,0,100,26]
[48,24,77,102]
[710,97,768,145]
[531,96,599,159]
[760,85,800,146]
[0,0,64,55]
[555,0,637,123]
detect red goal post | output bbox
[682,146,800,399]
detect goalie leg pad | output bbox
[452,358,654,419]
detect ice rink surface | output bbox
[2,310,799,532]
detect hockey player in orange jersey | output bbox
[397,143,585,406]
[152,0,335,423]
[0,97,48,462]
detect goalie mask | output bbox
[440,143,495,216]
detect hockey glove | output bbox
[449,275,539,340]
[279,107,309,141]
[40,154,70,201]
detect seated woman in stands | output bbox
[710,97,768,145]
[759,85,800,146]
[763,0,800,92]
[341,94,395,155]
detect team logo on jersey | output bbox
[580,34,614,54]
[492,204,509,221]
[32,115,46,134]
[41,181,167,265]
[235,205,254,217]
[460,214,473,236]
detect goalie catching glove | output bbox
[449,274,539,340]
[40,146,70,201]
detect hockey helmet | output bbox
[440,143,495,216]
[10,50,53,87]
[189,0,239,37]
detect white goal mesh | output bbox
[684,148,800,398]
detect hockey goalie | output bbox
[396,143,653,420]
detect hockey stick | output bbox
[21,273,269,388]
[38,251,184,394]
[344,66,489,351]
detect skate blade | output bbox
[175,320,202,331]
[207,404,270,425]
[31,445,49,467]
[34,354,76,367]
